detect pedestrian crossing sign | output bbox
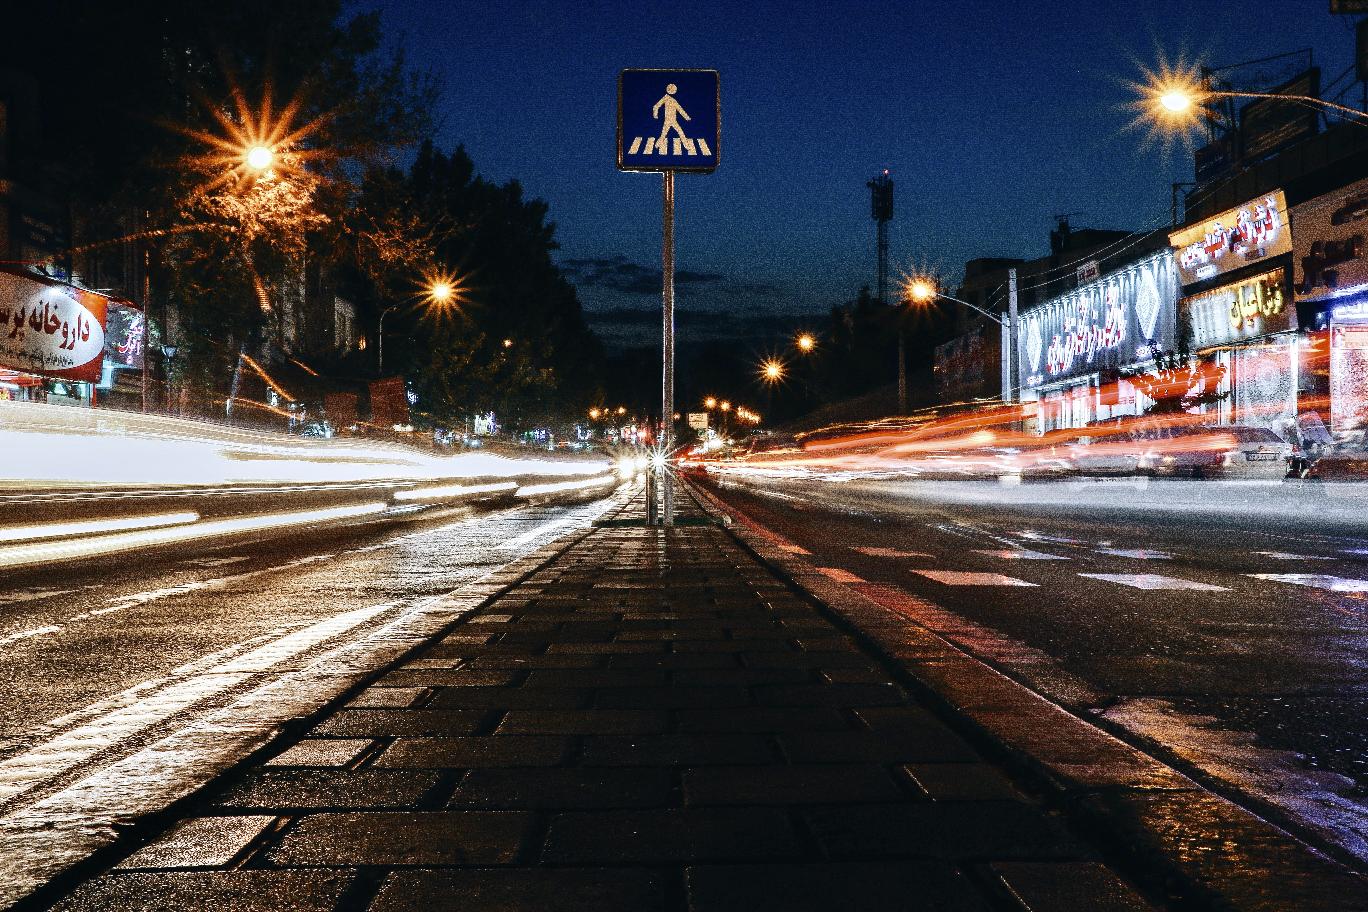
[618,69,720,173]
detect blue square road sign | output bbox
[618,69,720,173]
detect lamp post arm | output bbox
[934,292,1005,326]
[1208,90,1368,124]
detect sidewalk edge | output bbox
[685,477,1368,912]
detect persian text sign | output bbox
[1170,191,1291,287]
[1186,268,1293,350]
[1018,251,1177,387]
[1293,175,1368,301]
[0,272,108,382]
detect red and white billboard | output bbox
[0,271,108,383]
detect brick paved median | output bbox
[49,492,1164,911]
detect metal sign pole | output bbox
[661,170,676,526]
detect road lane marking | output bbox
[1096,548,1172,560]
[815,567,864,583]
[972,549,1067,560]
[1253,551,1333,560]
[0,604,387,805]
[1249,573,1368,592]
[0,626,62,648]
[1011,530,1085,545]
[1079,573,1227,591]
[913,571,1037,587]
[852,547,932,559]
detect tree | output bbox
[353,143,604,428]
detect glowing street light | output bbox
[502,338,514,348]
[760,359,785,384]
[1131,61,1368,138]
[617,406,627,416]
[589,408,601,420]
[428,281,454,304]
[905,276,937,305]
[244,145,275,172]
[796,333,815,353]
[719,400,730,412]
[704,396,717,409]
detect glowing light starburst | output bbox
[760,358,786,384]
[417,268,469,319]
[1120,52,1210,152]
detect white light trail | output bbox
[515,474,618,498]
[0,511,199,544]
[0,502,388,571]
[393,481,518,501]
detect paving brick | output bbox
[448,768,672,809]
[373,736,571,769]
[347,686,426,707]
[611,652,741,670]
[311,709,487,737]
[264,738,373,768]
[742,651,875,669]
[523,669,667,688]
[214,770,440,810]
[425,686,591,710]
[671,667,811,686]
[751,683,906,707]
[905,763,1022,800]
[377,669,518,687]
[116,815,274,869]
[50,871,353,912]
[580,734,777,766]
[372,868,669,912]
[543,808,801,863]
[778,729,980,764]
[468,655,604,670]
[990,862,1159,912]
[676,707,848,733]
[547,642,665,654]
[673,640,793,653]
[265,811,533,866]
[595,685,752,709]
[683,764,904,806]
[806,802,1087,860]
[496,709,668,735]
[686,861,991,912]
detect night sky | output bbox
[364,0,1358,323]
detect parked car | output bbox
[1134,424,1293,479]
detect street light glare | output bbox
[1159,90,1191,113]
[761,359,785,383]
[245,145,274,171]
[906,277,937,304]
[796,333,815,353]
[704,396,717,409]
[429,281,454,303]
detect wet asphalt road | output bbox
[0,498,614,763]
[699,471,1368,863]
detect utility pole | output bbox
[660,170,676,525]
[1006,267,1019,403]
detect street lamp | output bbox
[796,333,815,353]
[244,145,275,172]
[760,359,785,384]
[704,396,717,409]
[1139,70,1368,133]
[378,273,463,374]
[905,273,1018,401]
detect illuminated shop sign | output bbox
[1169,191,1291,286]
[0,271,108,383]
[1018,251,1177,387]
[1293,175,1368,301]
[1185,268,1293,349]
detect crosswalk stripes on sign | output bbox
[626,136,713,157]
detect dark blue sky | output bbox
[363,0,1359,318]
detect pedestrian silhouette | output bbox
[653,83,691,147]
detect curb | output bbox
[685,477,1368,912]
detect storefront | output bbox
[1170,190,1297,434]
[1013,249,1178,433]
[1292,176,1368,439]
[0,268,118,407]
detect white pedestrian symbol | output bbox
[628,82,712,157]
